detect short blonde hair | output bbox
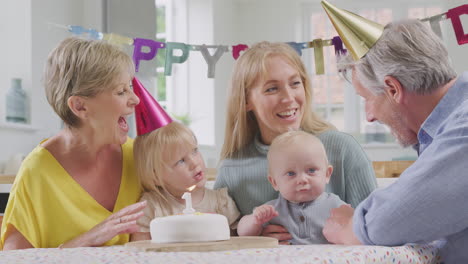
[133,121,198,214]
[220,41,334,160]
[267,130,328,175]
[43,37,135,127]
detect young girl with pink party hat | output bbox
[129,78,240,241]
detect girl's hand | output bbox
[253,205,278,225]
[62,200,147,247]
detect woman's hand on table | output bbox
[323,204,362,245]
[62,200,147,248]
[261,224,292,245]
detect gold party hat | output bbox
[321,0,384,60]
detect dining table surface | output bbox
[0,242,442,264]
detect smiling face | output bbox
[268,132,332,203]
[161,140,207,197]
[246,55,305,145]
[84,71,140,145]
[352,71,417,147]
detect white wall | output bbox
[0,0,34,163]
[0,0,467,169]
[0,0,103,167]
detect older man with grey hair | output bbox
[321,1,468,263]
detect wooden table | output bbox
[0,174,15,184]
[0,243,441,264]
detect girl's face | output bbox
[83,72,140,145]
[162,144,207,197]
[246,55,305,145]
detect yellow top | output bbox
[0,138,141,248]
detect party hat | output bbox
[321,0,384,60]
[132,77,172,136]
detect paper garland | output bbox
[165,42,190,76]
[232,44,249,59]
[311,39,325,75]
[446,4,468,45]
[133,38,165,72]
[63,4,467,78]
[197,45,229,78]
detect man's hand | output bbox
[323,204,362,245]
[261,224,292,245]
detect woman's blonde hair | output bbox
[220,41,334,160]
[133,121,198,214]
[43,37,135,128]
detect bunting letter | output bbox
[165,42,190,76]
[199,45,228,78]
[331,36,347,56]
[287,42,307,56]
[427,14,445,38]
[133,38,165,72]
[312,39,325,75]
[232,44,249,60]
[446,5,468,45]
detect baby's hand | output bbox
[253,205,279,225]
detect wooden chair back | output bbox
[372,160,415,178]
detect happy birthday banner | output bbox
[61,4,467,78]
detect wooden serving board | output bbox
[125,236,278,252]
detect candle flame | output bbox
[187,185,196,192]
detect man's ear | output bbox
[268,175,279,191]
[383,76,404,104]
[67,96,88,119]
[325,165,333,184]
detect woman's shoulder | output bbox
[219,141,265,168]
[20,145,57,172]
[314,130,367,161]
[12,144,58,186]
[316,130,361,149]
[317,129,355,142]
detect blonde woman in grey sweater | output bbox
[214,42,376,244]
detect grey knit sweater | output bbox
[214,130,377,215]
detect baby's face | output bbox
[268,139,331,203]
[161,143,207,197]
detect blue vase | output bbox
[6,78,28,123]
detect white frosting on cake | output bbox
[150,212,230,243]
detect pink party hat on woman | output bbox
[132,77,172,135]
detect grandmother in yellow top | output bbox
[1,37,147,249]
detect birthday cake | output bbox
[150,212,230,243]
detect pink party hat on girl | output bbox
[132,77,173,135]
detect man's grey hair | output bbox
[338,19,456,95]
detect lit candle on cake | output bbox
[182,185,196,214]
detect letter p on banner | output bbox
[164,42,190,76]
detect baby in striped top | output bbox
[237,130,346,244]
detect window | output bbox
[303,2,443,145]
[155,0,169,110]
